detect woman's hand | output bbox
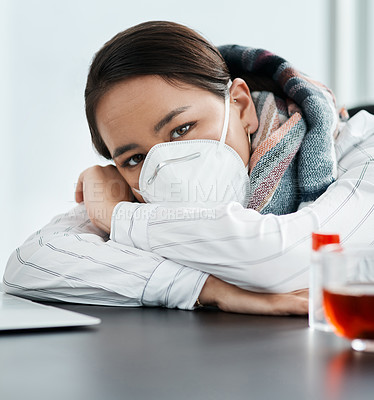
[75,165,133,234]
[199,275,308,315]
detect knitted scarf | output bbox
[218,45,340,215]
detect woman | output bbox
[4,21,374,315]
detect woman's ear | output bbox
[230,78,258,134]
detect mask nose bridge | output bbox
[147,151,201,185]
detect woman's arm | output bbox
[109,112,374,293]
[3,203,308,315]
[3,203,209,310]
[200,275,308,315]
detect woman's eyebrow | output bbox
[154,106,190,132]
[113,106,191,159]
[113,143,139,159]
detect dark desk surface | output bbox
[1,303,374,400]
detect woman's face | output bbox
[96,75,258,202]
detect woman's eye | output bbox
[170,123,195,139]
[122,154,145,168]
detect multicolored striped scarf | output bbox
[219,45,340,215]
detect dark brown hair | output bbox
[85,21,231,159]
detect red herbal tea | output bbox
[323,285,374,340]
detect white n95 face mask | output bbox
[133,82,250,208]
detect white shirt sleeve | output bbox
[110,111,374,293]
[3,203,209,310]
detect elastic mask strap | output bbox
[218,80,232,150]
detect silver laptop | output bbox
[0,291,101,331]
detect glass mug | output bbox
[320,244,374,352]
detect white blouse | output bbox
[3,111,374,310]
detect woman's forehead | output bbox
[97,76,201,124]
[95,76,221,151]
[101,76,204,106]
[97,77,218,127]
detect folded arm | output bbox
[3,203,309,314]
[3,203,209,310]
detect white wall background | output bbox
[1,0,373,276]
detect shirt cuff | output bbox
[142,259,210,310]
[110,201,159,250]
